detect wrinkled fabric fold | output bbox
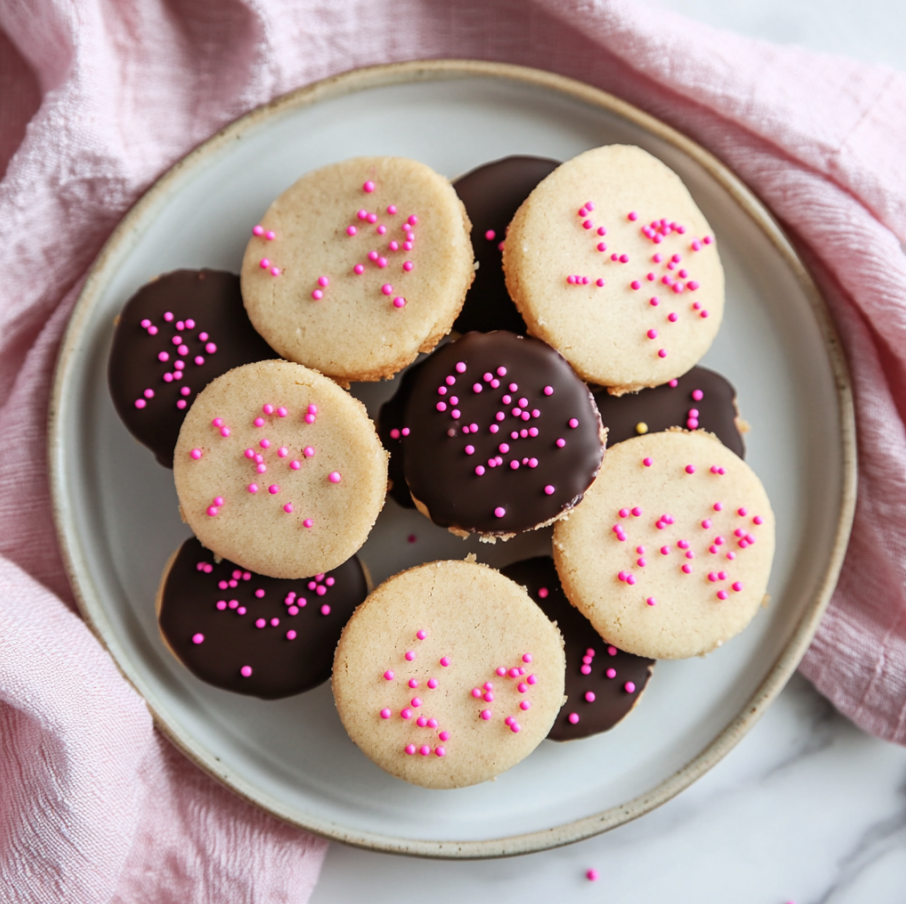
[2,0,905,899]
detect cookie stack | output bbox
[108,147,774,789]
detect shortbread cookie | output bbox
[173,360,387,579]
[332,559,566,789]
[594,366,745,457]
[240,157,474,384]
[108,270,276,467]
[156,537,369,699]
[452,156,558,335]
[501,557,654,741]
[401,331,605,538]
[553,431,774,659]
[504,145,725,393]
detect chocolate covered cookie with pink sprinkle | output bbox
[108,270,277,467]
[400,330,606,539]
[156,536,369,699]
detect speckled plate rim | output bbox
[49,59,856,859]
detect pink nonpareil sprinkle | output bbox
[586,869,599,881]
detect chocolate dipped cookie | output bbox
[400,331,605,538]
[157,536,368,699]
[108,270,277,467]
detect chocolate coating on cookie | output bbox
[158,537,368,699]
[402,331,605,536]
[453,156,559,335]
[376,360,424,509]
[593,366,744,457]
[108,270,277,468]
[502,556,653,740]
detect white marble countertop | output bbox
[311,3,906,901]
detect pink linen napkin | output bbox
[2,0,906,899]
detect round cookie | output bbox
[332,559,566,789]
[553,431,774,659]
[503,145,725,393]
[401,331,606,538]
[593,365,745,457]
[108,270,277,467]
[156,537,369,699]
[240,156,474,384]
[501,557,654,741]
[173,360,387,579]
[452,156,559,335]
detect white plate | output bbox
[50,61,855,858]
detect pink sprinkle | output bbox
[427,678,438,689]
[494,506,506,518]
[440,657,451,667]
[480,710,492,721]
[328,471,342,484]
[268,484,279,495]
[353,264,365,275]
[286,630,297,640]
[658,349,667,358]
[259,258,270,269]
[383,670,395,681]
[404,745,415,755]
[247,483,258,494]
[403,261,413,272]
[568,713,579,725]
[682,564,692,574]
[240,666,252,678]
[738,507,748,517]
[435,747,446,758]
[753,515,764,525]
[650,297,659,307]
[587,869,599,882]
[283,503,293,513]
[380,708,391,719]
[584,691,596,703]
[647,329,658,339]
[405,651,416,661]
[393,297,406,308]
[624,681,636,693]
[401,709,412,720]
[543,485,555,495]
[643,457,653,467]
[363,180,375,193]
[409,679,419,689]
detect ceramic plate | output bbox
[49,61,855,858]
